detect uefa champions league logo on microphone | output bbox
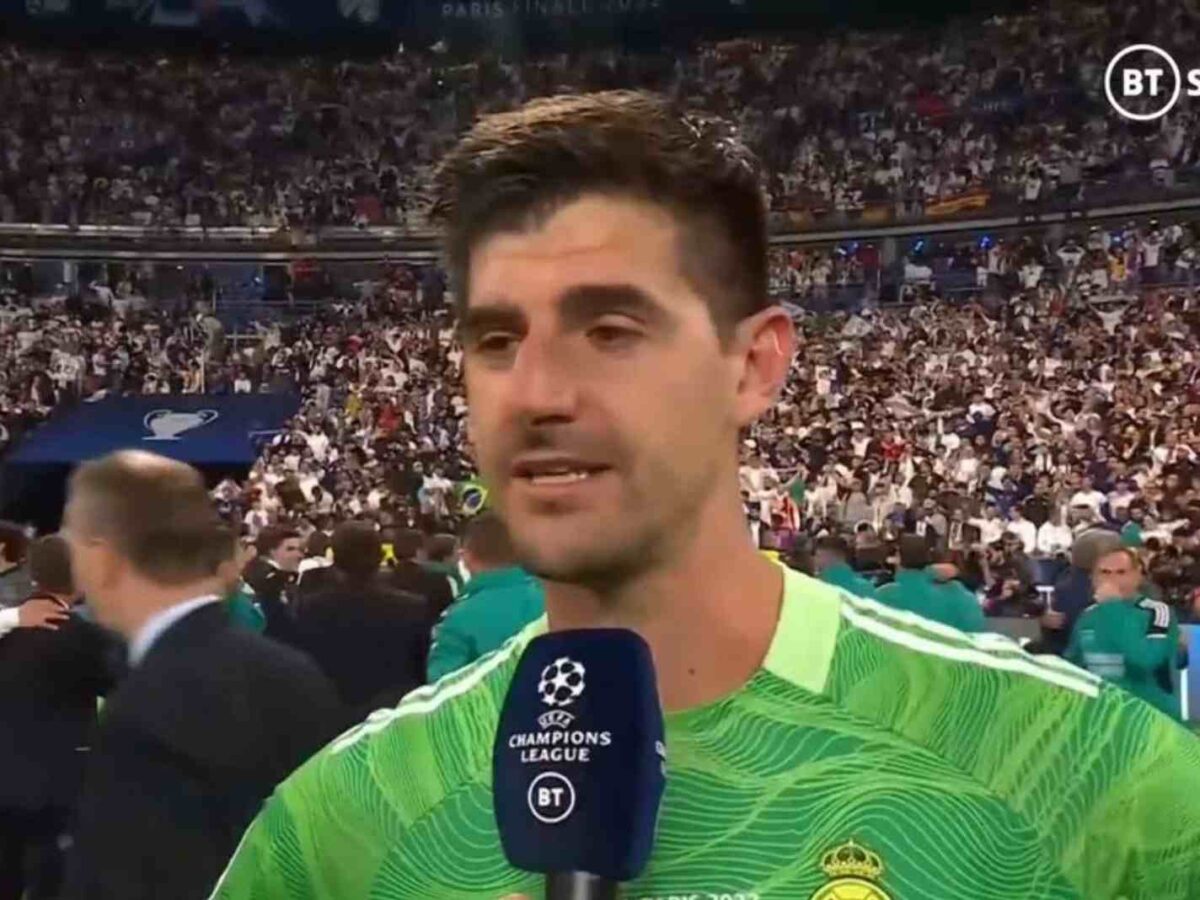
[143,409,219,441]
[538,657,586,708]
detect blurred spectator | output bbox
[876,535,986,632]
[1,0,1198,232]
[1067,546,1182,719]
[59,451,340,900]
[243,525,302,638]
[386,527,455,622]
[287,522,431,726]
[0,523,33,609]
[0,536,112,900]
[426,513,544,683]
[813,535,877,599]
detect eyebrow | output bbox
[458,304,527,345]
[460,283,675,343]
[558,283,673,332]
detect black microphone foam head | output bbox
[493,628,666,882]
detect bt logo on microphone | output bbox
[1105,44,1200,121]
[538,657,587,707]
[527,771,577,825]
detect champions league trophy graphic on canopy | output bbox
[143,409,220,441]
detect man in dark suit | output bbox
[59,450,341,900]
[385,527,455,622]
[288,522,431,727]
[242,525,303,640]
[903,502,942,550]
[0,535,114,900]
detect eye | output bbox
[470,332,520,358]
[588,319,643,350]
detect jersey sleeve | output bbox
[426,601,476,682]
[1122,600,1177,675]
[1076,701,1200,899]
[207,794,296,899]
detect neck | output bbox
[115,577,221,643]
[544,488,783,713]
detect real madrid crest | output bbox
[809,840,891,900]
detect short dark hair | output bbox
[68,451,228,585]
[0,521,29,565]
[898,535,932,571]
[392,528,425,561]
[425,533,459,563]
[433,90,768,337]
[813,536,851,559]
[257,526,300,557]
[331,522,382,582]
[463,513,516,569]
[305,531,331,559]
[29,535,74,596]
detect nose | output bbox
[508,331,579,427]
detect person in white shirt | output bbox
[421,468,454,520]
[1022,171,1042,203]
[849,424,872,458]
[1068,476,1107,518]
[953,445,980,486]
[1035,509,1074,558]
[1141,228,1162,271]
[968,503,1005,547]
[242,497,270,537]
[1107,481,1138,514]
[1005,508,1037,555]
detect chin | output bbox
[513,526,653,587]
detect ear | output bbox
[77,537,123,595]
[730,306,796,429]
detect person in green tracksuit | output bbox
[421,533,467,599]
[226,582,266,633]
[1067,546,1181,720]
[813,535,877,599]
[217,538,266,633]
[426,513,544,682]
[877,535,987,633]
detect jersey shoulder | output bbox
[803,576,1200,893]
[209,622,545,899]
[280,616,542,826]
[1137,596,1175,631]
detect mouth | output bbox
[510,456,612,489]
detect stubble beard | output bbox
[505,465,714,595]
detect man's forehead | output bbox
[466,195,689,304]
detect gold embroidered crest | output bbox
[809,840,891,900]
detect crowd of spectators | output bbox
[742,284,1200,618]
[2,0,1199,231]
[0,216,1197,622]
[769,217,1200,309]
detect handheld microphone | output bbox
[493,629,666,899]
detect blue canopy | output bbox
[8,394,301,466]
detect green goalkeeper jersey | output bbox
[209,568,1200,900]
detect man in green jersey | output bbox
[209,92,1200,900]
[813,535,877,599]
[876,535,987,634]
[427,513,545,681]
[1067,547,1182,720]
